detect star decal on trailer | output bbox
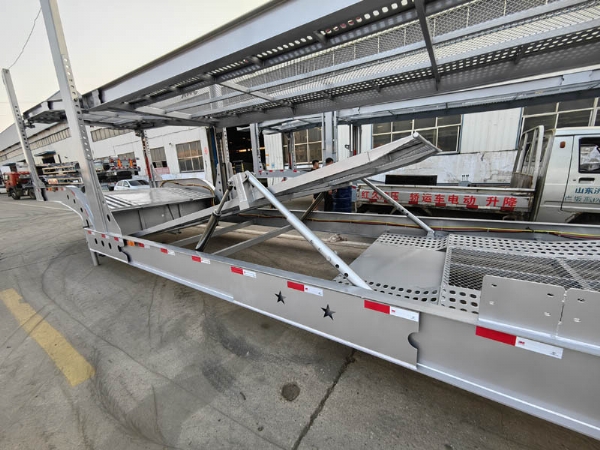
[275,291,285,304]
[321,304,335,320]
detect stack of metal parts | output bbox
[336,232,600,315]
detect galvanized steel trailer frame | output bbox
[5,0,600,441]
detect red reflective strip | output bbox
[160,248,168,254]
[476,326,517,346]
[287,281,304,291]
[466,205,479,210]
[87,230,92,234]
[231,267,244,275]
[138,243,145,248]
[435,202,446,207]
[192,255,202,262]
[364,300,390,314]
[114,237,119,241]
[101,234,106,238]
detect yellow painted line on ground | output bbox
[0,288,94,387]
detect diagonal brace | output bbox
[415,0,440,87]
[246,173,370,290]
[362,178,435,237]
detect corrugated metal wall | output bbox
[460,109,522,153]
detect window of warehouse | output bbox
[150,147,168,168]
[521,98,599,132]
[371,115,462,152]
[283,127,322,164]
[176,140,203,172]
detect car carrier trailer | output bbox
[5,0,600,441]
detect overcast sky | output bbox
[0,0,270,132]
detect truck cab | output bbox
[531,127,600,223]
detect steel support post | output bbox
[214,128,233,198]
[1,69,45,201]
[246,173,370,289]
[361,178,435,237]
[136,129,156,186]
[323,111,336,162]
[286,132,296,169]
[40,0,120,234]
[249,123,263,172]
[351,124,361,155]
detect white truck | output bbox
[357,126,600,224]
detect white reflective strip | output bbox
[515,337,563,359]
[201,259,211,264]
[304,285,323,296]
[243,269,256,278]
[389,307,419,322]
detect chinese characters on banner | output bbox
[360,190,521,211]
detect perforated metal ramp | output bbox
[336,231,600,315]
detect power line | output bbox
[7,8,42,70]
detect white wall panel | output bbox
[264,133,284,186]
[460,109,522,153]
[337,124,351,160]
[371,150,518,184]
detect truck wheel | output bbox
[10,190,20,200]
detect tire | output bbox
[10,189,20,200]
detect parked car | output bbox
[113,179,150,190]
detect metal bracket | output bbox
[558,289,600,347]
[479,276,564,336]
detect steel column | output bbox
[136,129,155,186]
[249,123,263,172]
[323,111,336,162]
[1,69,45,201]
[39,0,120,234]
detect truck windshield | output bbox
[128,180,148,186]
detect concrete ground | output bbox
[0,194,598,450]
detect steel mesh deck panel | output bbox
[440,236,600,314]
[367,232,600,315]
